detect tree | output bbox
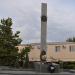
[0,18,22,66]
[66,37,75,42]
[19,45,32,68]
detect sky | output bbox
[0,0,75,44]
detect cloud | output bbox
[0,0,75,43]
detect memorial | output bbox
[40,3,47,61]
[34,3,60,73]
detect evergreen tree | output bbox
[0,18,22,66]
[19,45,32,68]
[66,37,75,42]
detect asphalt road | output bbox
[0,70,75,75]
[0,66,75,75]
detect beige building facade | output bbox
[16,42,75,62]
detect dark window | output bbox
[55,46,60,52]
[69,46,75,52]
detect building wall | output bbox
[47,43,75,62]
[16,42,75,62]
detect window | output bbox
[62,45,66,49]
[55,46,60,52]
[37,45,40,49]
[69,46,75,52]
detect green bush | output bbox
[63,62,75,69]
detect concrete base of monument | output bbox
[34,62,61,73]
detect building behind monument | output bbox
[16,42,75,62]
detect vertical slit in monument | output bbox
[40,3,47,72]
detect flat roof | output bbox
[18,42,75,46]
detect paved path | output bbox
[0,66,75,75]
[0,70,74,75]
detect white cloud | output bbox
[0,0,75,43]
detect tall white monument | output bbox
[40,3,47,61]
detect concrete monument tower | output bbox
[40,3,47,61]
[35,3,59,73]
